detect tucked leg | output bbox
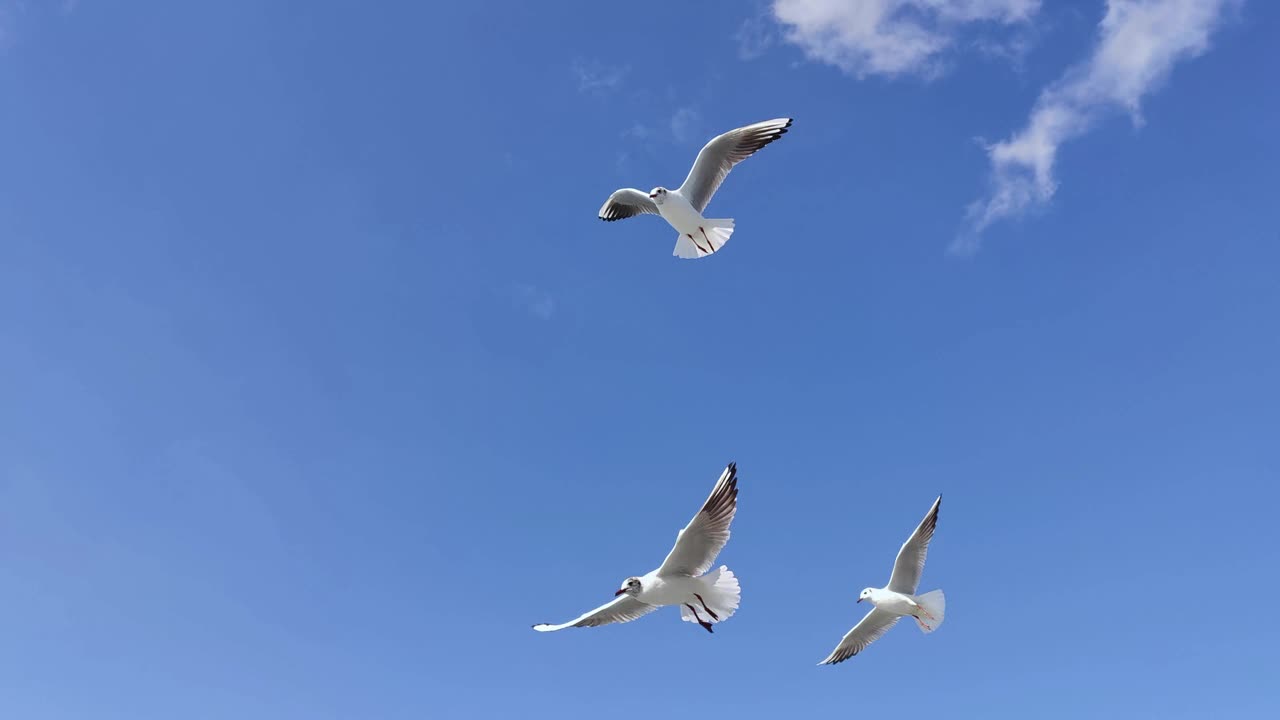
[694,593,720,621]
[699,227,716,253]
[686,602,716,630]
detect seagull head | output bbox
[615,577,642,597]
[857,588,875,604]
[648,187,667,205]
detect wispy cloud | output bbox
[971,25,1039,70]
[956,0,1239,254]
[670,107,701,144]
[512,283,555,321]
[0,3,16,49]
[1,0,78,49]
[572,58,628,95]
[737,11,778,60]
[622,123,652,141]
[769,0,1040,79]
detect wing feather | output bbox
[887,495,941,594]
[532,595,658,632]
[656,463,739,577]
[677,118,792,213]
[598,188,660,221]
[817,608,900,665]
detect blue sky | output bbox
[1,1,1278,717]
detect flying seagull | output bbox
[818,495,946,665]
[533,463,741,634]
[598,118,793,259]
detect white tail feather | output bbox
[673,219,735,259]
[912,589,945,633]
[679,566,740,624]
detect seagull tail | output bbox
[672,219,734,259]
[912,589,945,633]
[680,566,741,625]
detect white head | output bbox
[648,187,668,205]
[857,588,875,604]
[615,576,642,597]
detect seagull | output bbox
[533,463,741,634]
[818,495,946,665]
[598,118,793,259]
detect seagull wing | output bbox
[677,118,792,213]
[887,495,941,594]
[532,595,659,632]
[818,608,901,665]
[598,188,660,221]
[656,462,738,577]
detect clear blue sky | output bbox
[2,2,1278,718]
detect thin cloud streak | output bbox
[956,0,1240,254]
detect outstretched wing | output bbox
[677,118,792,213]
[598,188,660,221]
[532,595,658,632]
[887,495,941,594]
[817,608,900,665]
[656,463,738,577]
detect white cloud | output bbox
[957,0,1238,253]
[512,284,555,321]
[770,0,1040,78]
[572,58,628,94]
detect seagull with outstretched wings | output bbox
[819,496,946,665]
[533,463,742,634]
[598,119,792,259]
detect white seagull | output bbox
[598,118,793,259]
[533,463,741,634]
[819,496,946,665]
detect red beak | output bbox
[614,589,626,596]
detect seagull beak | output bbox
[614,589,626,596]
[856,597,863,603]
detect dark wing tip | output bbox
[819,649,851,665]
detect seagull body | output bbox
[598,118,792,259]
[533,463,741,634]
[819,496,946,665]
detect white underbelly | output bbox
[638,574,700,607]
[875,593,919,617]
[657,196,706,235]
